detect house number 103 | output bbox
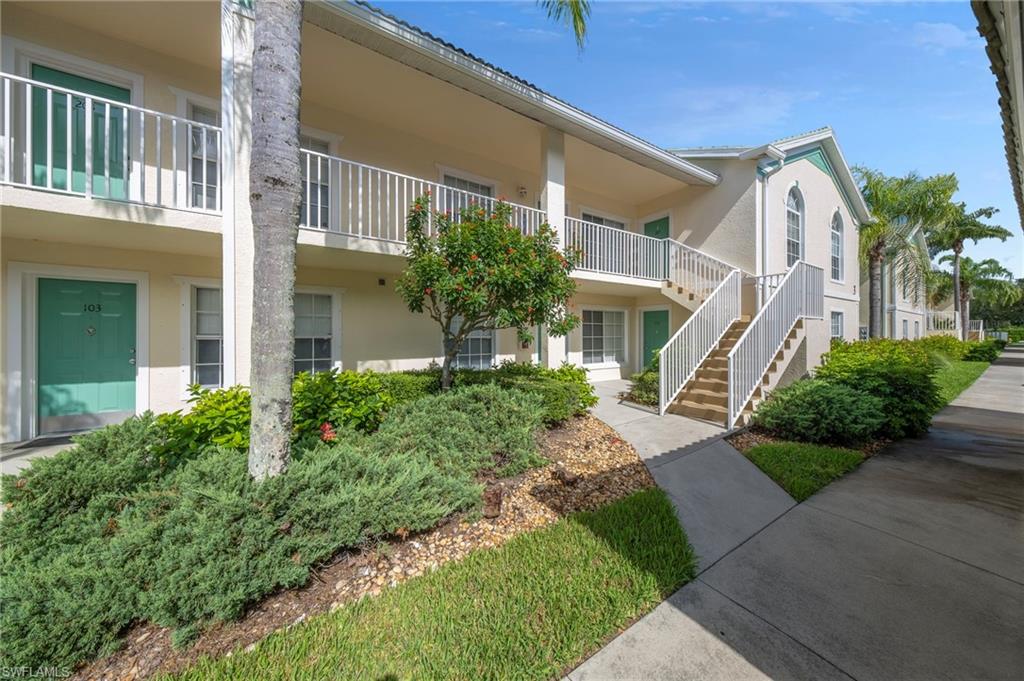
[83,303,103,312]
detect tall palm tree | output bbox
[540,0,590,48]
[248,0,304,481]
[933,256,1021,333]
[927,203,1012,339]
[856,169,957,338]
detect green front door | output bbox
[30,64,132,199]
[38,278,137,434]
[643,217,670,239]
[642,309,669,369]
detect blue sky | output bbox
[374,0,1022,277]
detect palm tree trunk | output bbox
[869,254,884,338]
[952,246,965,341]
[248,0,304,481]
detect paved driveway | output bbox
[572,348,1024,680]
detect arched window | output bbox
[786,187,804,266]
[830,211,844,281]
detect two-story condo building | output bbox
[1,0,868,442]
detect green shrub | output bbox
[449,361,595,423]
[379,369,441,404]
[752,379,885,445]
[292,370,394,435]
[962,340,1001,362]
[626,368,659,406]
[370,384,546,479]
[998,326,1024,343]
[1,439,479,670]
[816,339,940,438]
[155,385,253,461]
[916,334,967,360]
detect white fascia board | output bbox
[317,1,720,186]
[778,134,871,224]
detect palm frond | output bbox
[539,0,590,49]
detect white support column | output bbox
[221,0,255,386]
[540,127,567,368]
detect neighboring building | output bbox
[857,229,930,340]
[1,1,866,440]
[974,0,1024,230]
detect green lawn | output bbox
[933,360,990,407]
[745,442,864,502]
[170,489,696,681]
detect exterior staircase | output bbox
[661,281,705,311]
[667,317,748,424]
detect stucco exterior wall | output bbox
[638,158,758,272]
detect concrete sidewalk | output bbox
[573,349,1024,680]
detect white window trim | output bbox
[171,88,222,212]
[297,128,342,232]
[175,276,222,399]
[4,37,146,199]
[830,208,845,283]
[829,308,845,341]
[578,204,632,230]
[785,183,805,266]
[5,262,150,443]
[435,164,499,196]
[580,305,629,369]
[294,285,345,374]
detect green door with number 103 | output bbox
[37,278,137,434]
[30,64,131,199]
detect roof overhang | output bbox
[305,1,720,186]
[973,0,1024,231]
[672,128,871,224]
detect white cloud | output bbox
[911,22,983,53]
[643,84,820,145]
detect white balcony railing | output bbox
[298,150,546,241]
[926,310,959,334]
[968,319,985,340]
[564,218,667,280]
[727,261,824,426]
[1,73,221,212]
[658,269,742,413]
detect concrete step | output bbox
[667,399,728,426]
[691,376,728,393]
[695,366,728,381]
[677,387,727,408]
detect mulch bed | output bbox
[727,428,890,457]
[74,415,653,681]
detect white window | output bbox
[448,315,495,369]
[830,211,843,281]
[914,320,920,339]
[192,287,223,388]
[581,211,627,231]
[902,319,909,339]
[830,311,844,340]
[299,134,330,229]
[786,187,804,267]
[582,309,626,365]
[294,292,333,375]
[442,173,494,221]
[189,104,220,211]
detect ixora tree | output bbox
[926,202,1012,340]
[397,195,581,389]
[856,168,957,338]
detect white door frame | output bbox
[4,262,150,443]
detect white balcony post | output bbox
[540,127,567,368]
[221,0,255,386]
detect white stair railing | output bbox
[564,218,667,280]
[726,261,823,426]
[968,319,985,340]
[1,73,222,212]
[297,149,546,241]
[658,269,742,414]
[666,239,735,299]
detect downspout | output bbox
[757,158,784,306]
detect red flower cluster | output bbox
[470,254,479,261]
[320,422,337,443]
